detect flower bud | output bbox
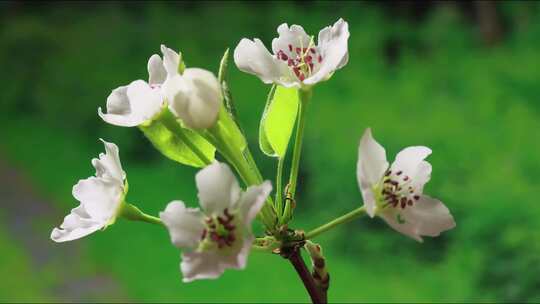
[163,68,222,129]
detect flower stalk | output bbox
[305,206,366,240]
[284,88,312,222]
[120,203,163,226]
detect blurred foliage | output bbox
[1,1,539,302]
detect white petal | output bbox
[180,235,253,283]
[271,23,311,56]
[236,181,272,226]
[161,44,180,77]
[99,80,163,127]
[160,201,205,249]
[195,162,241,216]
[126,80,164,121]
[147,54,167,85]
[412,161,432,193]
[51,205,105,242]
[304,18,349,85]
[233,38,296,87]
[99,85,141,127]
[357,128,388,217]
[181,251,224,282]
[166,68,222,129]
[391,146,432,189]
[72,176,123,222]
[380,195,455,242]
[92,139,125,184]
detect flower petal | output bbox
[412,161,432,193]
[92,139,125,184]
[160,200,205,249]
[195,162,241,216]
[180,235,253,282]
[72,176,123,222]
[380,195,455,242]
[147,54,167,85]
[166,68,222,129]
[233,38,295,87]
[126,79,164,121]
[271,23,311,56]
[304,18,349,85]
[99,80,163,127]
[236,181,272,226]
[391,146,432,189]
[99,85,142,127]
[50,205,105,242]
[357,128,388,217]
[160,44,180,77]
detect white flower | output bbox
[98,44,178,127]
[160,162,272,282]
[162,68,222,129]
[356,128,455,242]
[51,140,126,242]
[233,18,349,88]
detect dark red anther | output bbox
[385,170,392,176]
[403,176,409,181]
[396,171,403,176]
[318,55,322,63]
[310,48,316,54]
[306,55,312,62]
[223,208,233,220]
[309,63,314,70]
[201,229,207,240]
[295,47,301,54]
[288,59,294,66]
[407,199,413,206]
[299,74,305,81]
[288,44,293,52]
[302,47,308,53]
[414,195,420,201]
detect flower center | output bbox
[380,169,420,209]
[275,37,323,82]
[200,208,238,250]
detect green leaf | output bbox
[139,120,215,168]
[259,85,299,157]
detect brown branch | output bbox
[287,247,326,304]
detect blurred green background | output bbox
[1,1,539,302]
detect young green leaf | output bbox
[259,85,299,157]
[139,121,215,168]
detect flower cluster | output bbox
[51,18,455,298]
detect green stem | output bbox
[120,203,163,226]
[160,110,212,166]
[275,157,285,217]
[288,88,312,199]
[305,206,366,239]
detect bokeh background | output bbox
[1,1,539,302]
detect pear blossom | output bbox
[160,162,272,282]
[98,45,178,127]
[51,140,126,242]
[356,128,455,242]
[233,18,349,88]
